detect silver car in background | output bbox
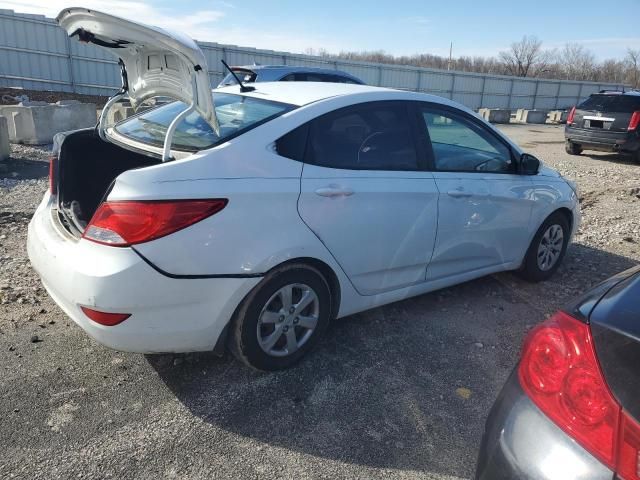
[217,65,364,87]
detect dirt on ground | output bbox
[0,124,638,480]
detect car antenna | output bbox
[221,59,255,92]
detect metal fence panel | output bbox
[0,9,628,112]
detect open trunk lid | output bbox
[56,7,218,154]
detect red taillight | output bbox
[628,111,640,131]
[519,311,640,478]
[49,156,58,195]
[82,199,227,247]
[519,311,619,467]
[618,412,640,480]
[80,306,130,326]
[567,106,576,125]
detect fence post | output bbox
[377,66,383,87]
[532,80,540,110]
[507,78,515,110]
[554,82,561,109]
[450,73,456,100]
[479,76,486,109]
[282,54,287,65]
[576,83,585,106]
[64,34,75,93]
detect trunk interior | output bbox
[58,130,160,236]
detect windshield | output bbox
[115,93,293,151]
[579,94,640,113]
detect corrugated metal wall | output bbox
[0,9,627,110]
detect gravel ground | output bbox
[0,124,638,479]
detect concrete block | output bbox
[548,110,568,124]
[515,108,552,123]
[520,109,549,124]
[105,102,136,126]
[0,102,97,145]
[0,116,9,162]
[478,108,511,124]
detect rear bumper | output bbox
[475,369,614,480]
[27,193,260,353]
[565,125,640,153]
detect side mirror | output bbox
[520,153,540,175]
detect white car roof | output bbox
[213,81,454,109]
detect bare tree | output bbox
[561,43,596,80]
[498,36,551,77]
[626,49,640,88]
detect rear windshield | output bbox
[115,93,292,151]
[579,94,640,113]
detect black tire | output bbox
[229,263,331,371]
[633,150,640,164]
[517,212,570,282]
[565,140,582,155]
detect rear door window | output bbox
[579,95,640,113]
[306,102,419,171]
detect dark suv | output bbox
[565,90,640,163]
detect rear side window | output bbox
[420,107,513,173]
[579,94,640,113]
[276,124,309,161]
[307,103,418,170]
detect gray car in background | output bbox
[217,65,364,87]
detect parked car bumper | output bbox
[27,193,260,353]
[475,369,614,480]
[565,125,640,154]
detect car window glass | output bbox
[421,109,513,173]
[579,95,640,113]
[115,93,293,151]
[309,103,418,170]
[276,124,309,161]
[281,74,297,82]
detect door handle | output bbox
[447,190,473,198]
[315,186,354,198]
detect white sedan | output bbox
[27,8,580,370]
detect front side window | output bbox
[307,103,418,170]
[115,93,293,151]
[420,108,513,173]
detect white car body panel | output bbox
[27,76,580,353]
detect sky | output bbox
[2,0,639,61]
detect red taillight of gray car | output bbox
[567,106,576,125]
[519,311,640,479]
[83,199,228,247]
[628,111,640,132]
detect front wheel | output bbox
[517,213,570,282]
[229,263,331,371]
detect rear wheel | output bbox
[517,213,570,282]
[229,263,331,371]
[633,150,640,164]
[565,140,582,155]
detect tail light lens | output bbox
[567,106,576,125]
[628,111,640,131]
[519,311,640,478]
[49,156,58,195]
[83,199,227,247]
